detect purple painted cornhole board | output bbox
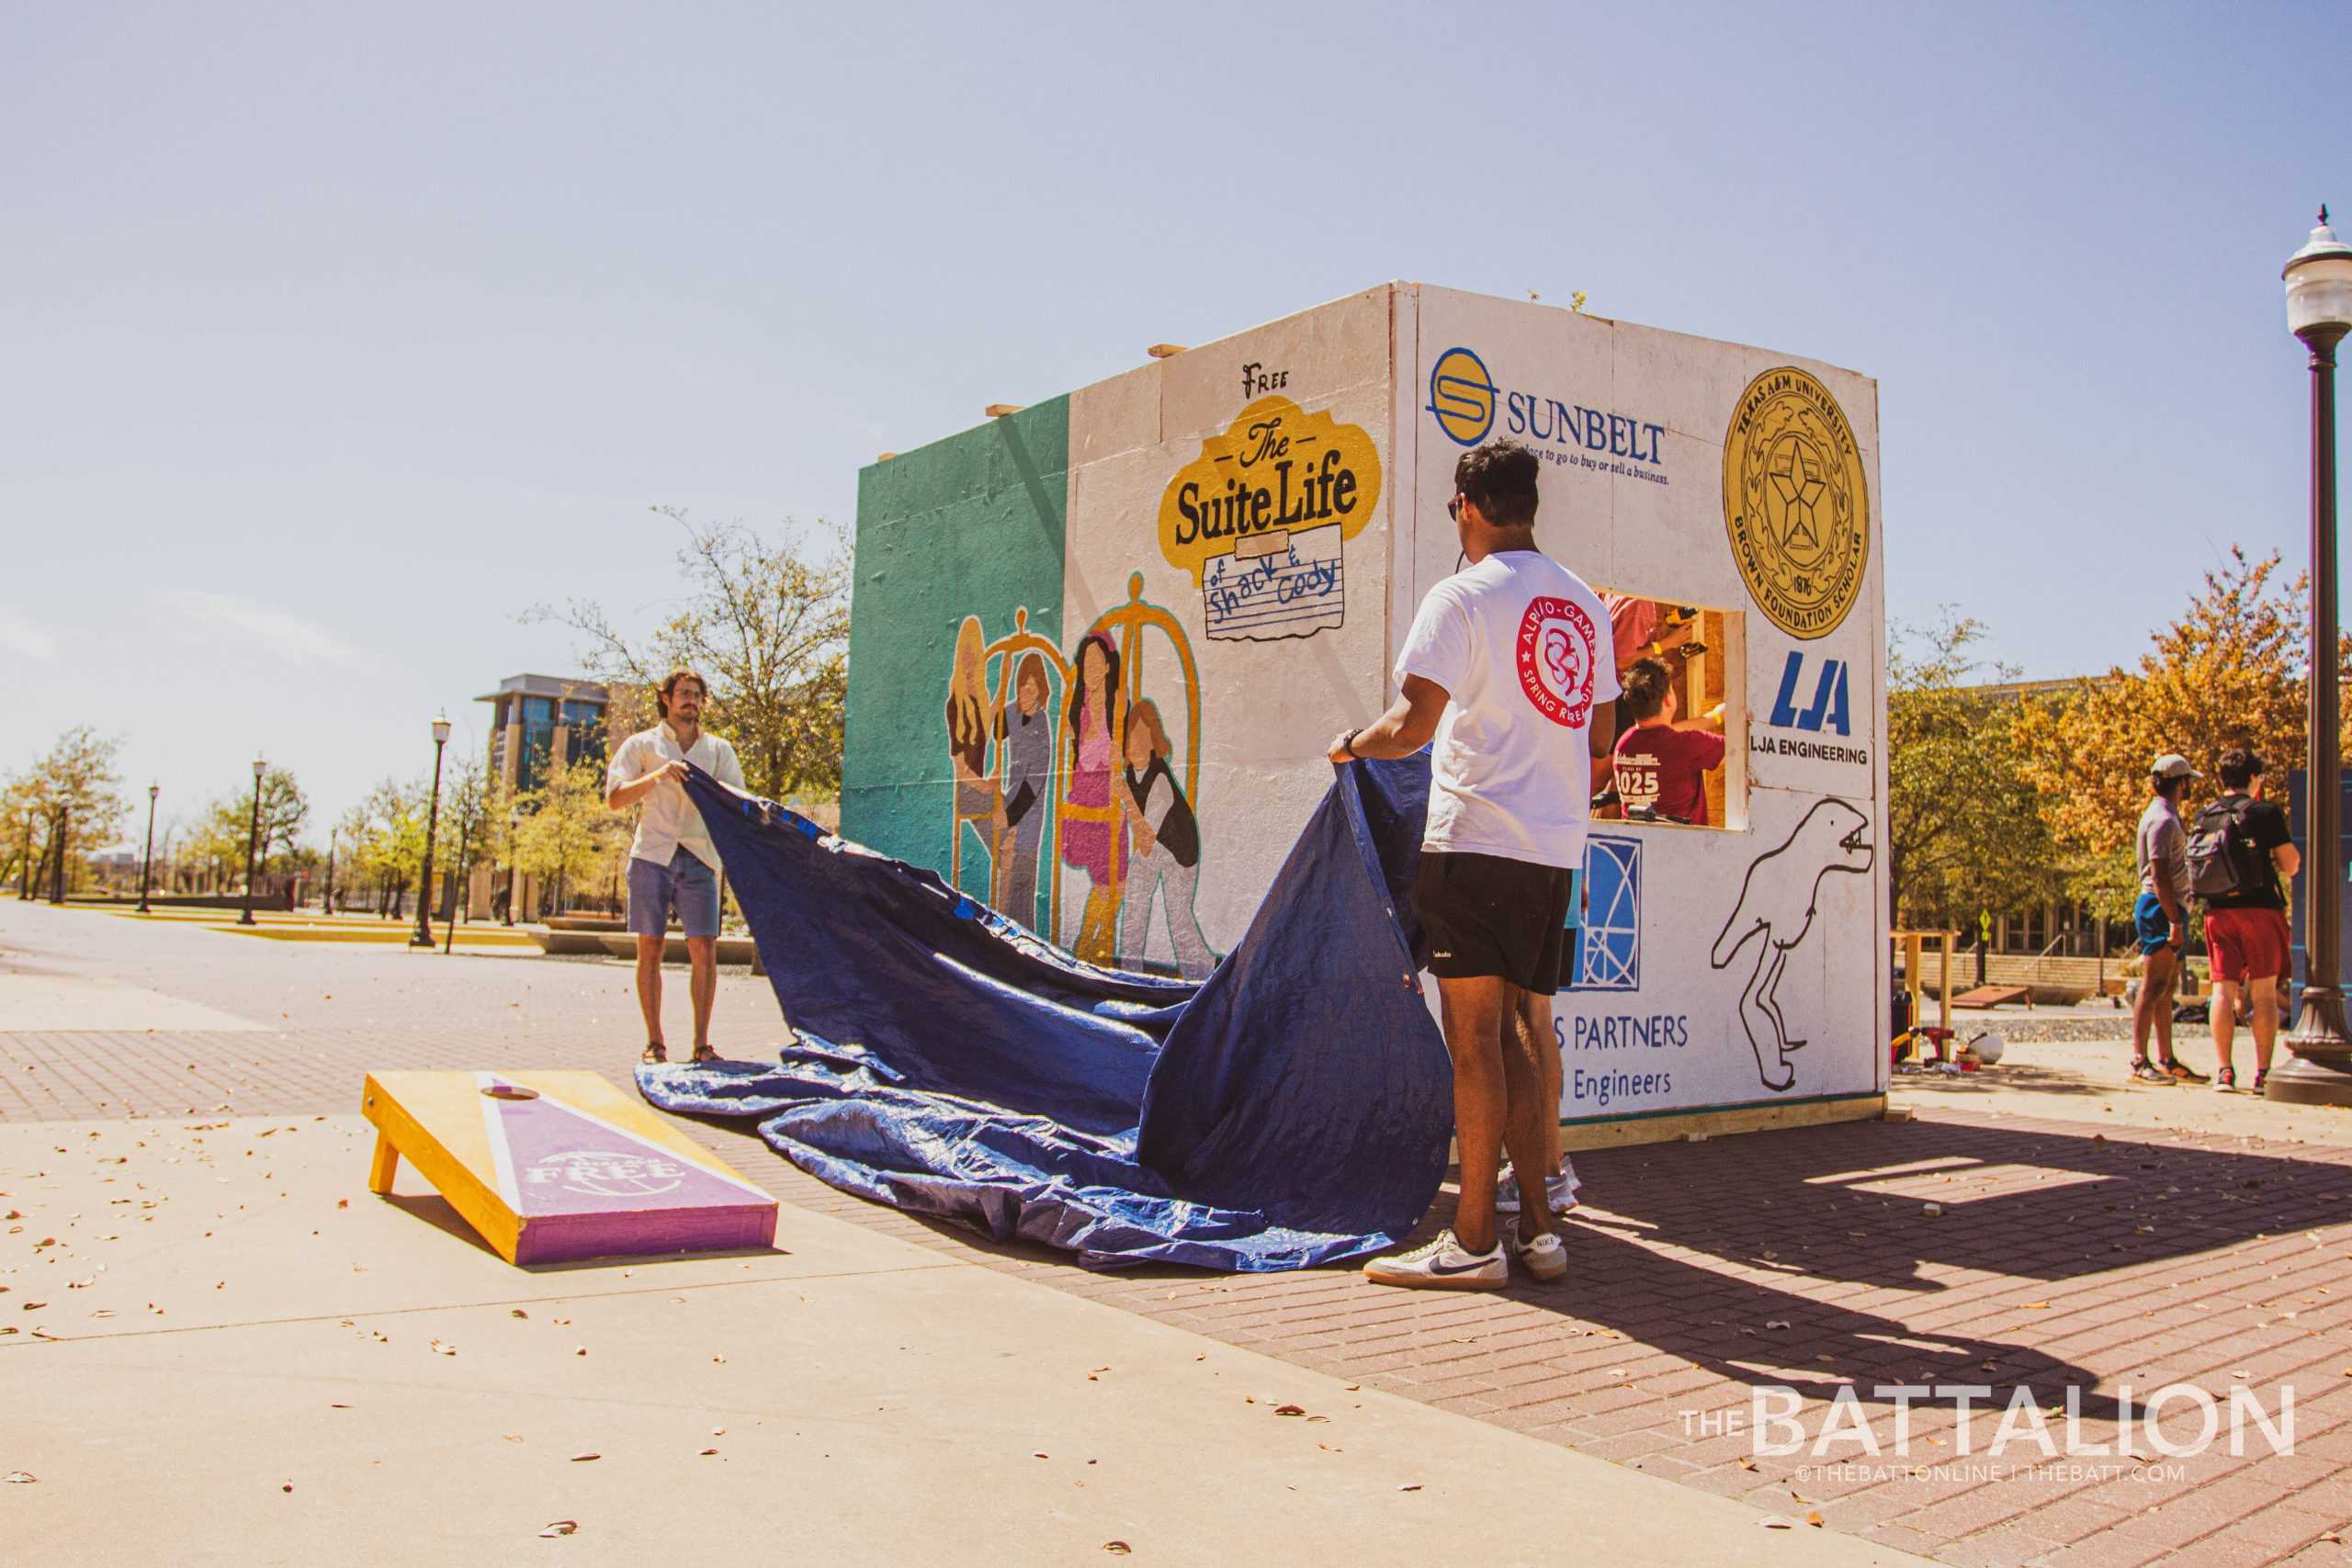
[479,1074,777,1264]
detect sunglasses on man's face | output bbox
[1446,495,1464,521]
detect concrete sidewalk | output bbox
[13,897,2352,1565]
[1894,1030,2352,1148]
[2,1112,1926,1567]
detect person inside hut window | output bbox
[1117,697,1215,979]
[1611,656,1724,826]
[993,652,1055,929]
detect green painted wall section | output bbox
[842,397,1069,917]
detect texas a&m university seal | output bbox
[1721,366,1869,640]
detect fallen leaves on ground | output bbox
[539,1521,578,1538]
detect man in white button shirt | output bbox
[605,669,745,1065]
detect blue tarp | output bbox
[634,757,1454,1271]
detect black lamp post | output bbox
[323,825,337,917]
[47,807,66,904]
[137,784,158,915]
[411,712,452,949]
[238,757,265,926]
[2274,208,2352,1106]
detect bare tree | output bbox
[529,508,851,802]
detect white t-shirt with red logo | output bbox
[1393,549,1618,870]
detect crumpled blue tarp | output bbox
[636,756,1452,1271]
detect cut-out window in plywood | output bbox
[1593,592,1747,834]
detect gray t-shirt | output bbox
[2136,795,2188,907]
[1001,704,1054,829]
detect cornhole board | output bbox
[1952,985,2032,1010]
[360,1069,777,1266]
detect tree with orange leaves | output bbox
[2012,548,2318,922]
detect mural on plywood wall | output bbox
[943,581,1213,979]
[944,607,1069,935]
[1157,395,1383,643]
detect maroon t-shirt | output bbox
[1612,724,1726,825]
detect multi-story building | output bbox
[477,672,611,794]
[471,673,612,919]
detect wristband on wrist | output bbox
[1341,728,1363,761]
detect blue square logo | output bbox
[1569,835,1641,991]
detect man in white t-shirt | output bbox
[605,669,745,1066]
[1327,439,1616,1291]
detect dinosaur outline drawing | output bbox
[1709,798,1875,1092]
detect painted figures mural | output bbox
[944,616,1007,889]
[1119,698,1214,979]
[993,651,1055,927]
[944,578,1210,976]
[1059,628,1126,963]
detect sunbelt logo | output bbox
[1426,346,1499,446]
[1425,345,1668,479]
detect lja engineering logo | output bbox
[1685,1382,2295,1482]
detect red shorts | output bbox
[2205,907,2290,985]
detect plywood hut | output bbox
[845,283,1887,1141]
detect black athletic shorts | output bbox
[1410,850,1575,995]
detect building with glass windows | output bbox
[470,673,612,920]
[476,673,611,795]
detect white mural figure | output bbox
[1117,698,1215,979]
[1709,799,1875,1092]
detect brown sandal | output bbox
[641,1042,668,1066]
[690,1043,718,1065]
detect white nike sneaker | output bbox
[1363,1229,1506,1291]
[1493,1163,1583,1215]
[1513,1224,1567,1282]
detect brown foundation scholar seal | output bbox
[1722,367,1870,640]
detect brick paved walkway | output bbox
[7,900,2352,1566]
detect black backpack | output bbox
[2187,796,2264,901]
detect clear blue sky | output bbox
[6,2,2346,845]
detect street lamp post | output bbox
[238,758,266,926]
[411,712,452,949]
[47,807,66,905]
[2274,208,2352,1106]
[137,784,158,915]
[323,826,337,917]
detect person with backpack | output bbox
[2131,753,2208,1084]
[2189,747,2302,1091]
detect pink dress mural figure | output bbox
[1117,699,1214,979]
[1059,631,1125,964]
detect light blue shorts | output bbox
[627,849,720,940]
